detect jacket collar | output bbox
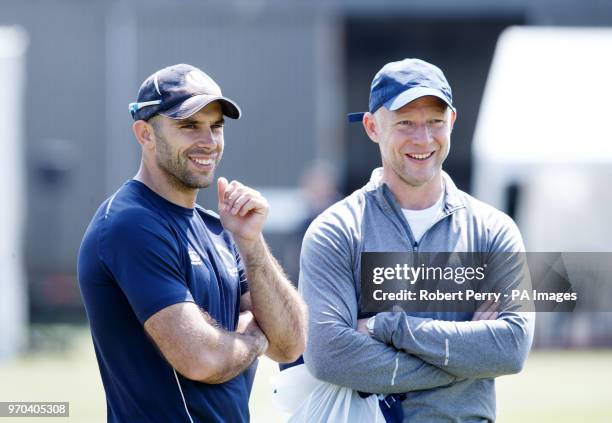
[365,167,465,215]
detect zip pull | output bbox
[413,241,418,252]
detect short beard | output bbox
[152,123,214,190]
[391,161,435,188]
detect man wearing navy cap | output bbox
[78,64,307,423]
[299,58,534,421]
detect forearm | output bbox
[144,303,267,384]
[374,312,534,379]
[200,329,266,384]
[236,235,307,362]
[305,322,456,394]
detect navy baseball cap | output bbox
[347,58,454,123]
[129,64,241,121]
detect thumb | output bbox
[217,177,228,207]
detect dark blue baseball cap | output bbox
[129,64,241,121]
[347,58,454,123]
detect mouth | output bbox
[188,155,215,170]
[405,152,435,162]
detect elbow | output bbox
[499,318,534,375]
[497,344,530,375]
[504,353,528,375]
[303,349,337,383]
[280,340,306,364]
[270,332,307,364]
[179,354,227,384]
[271,316,308,363]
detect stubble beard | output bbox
[389,156,439,188]
[154,130,216,190]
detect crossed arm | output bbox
[144,178,307,384]
[301,214,534,394]
[300,221,458,394]
[358,238,535,379]
[144,300,267,384]
[364,309,534,380]
[144,237,307,384]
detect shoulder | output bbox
[102,201,178,252]
[307,188,367,238]
[456,190,524,252]
[458,190,517,229]
[302,188,370,258]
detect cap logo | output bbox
[185,70,216,92]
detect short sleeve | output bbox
[99,208,194,324]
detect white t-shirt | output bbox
[401,193,445,243]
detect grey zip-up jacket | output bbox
[299,168,534,423]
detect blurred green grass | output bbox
[0,326,610,422]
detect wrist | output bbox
[234,233,265,256]
[252,333,269,356]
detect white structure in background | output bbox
[473,27,612,347]
[0,27,28,360]
[473,26,612,252]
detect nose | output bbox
[410,123,433,144]
[195,127,217,149]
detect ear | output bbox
[449,110,457,132]
[132,120,156,150]
[362,112,380,144]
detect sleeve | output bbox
[300,213,457,395]
[373,213,535,379]
[99,209,194,324]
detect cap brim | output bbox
[347,112,366,123]
[160,94,242,120]
[384,87,455,112]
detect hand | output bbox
[472,299,499,321]
[357,318,370,335]
[236,311,269,355]
[217,177,269,242]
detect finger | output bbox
[230,193,251,215]
[238,198,263,217]
[479,309,499,321]
[217,177,228,207]
[476,299,494,313]
[225,181,244,205]
[485,300,499,314]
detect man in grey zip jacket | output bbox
[299,58,534,422]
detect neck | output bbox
[134,161,198,209]
[383,168,444,210]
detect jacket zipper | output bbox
[383,188,455,252]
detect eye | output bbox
[429,119,445,128]
[180,124,198,130]
[211,124,224,130]
[398,120,414,126]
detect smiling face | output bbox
[148,102,225,190]
[364,96,456,193]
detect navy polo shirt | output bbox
[77,180,253,423]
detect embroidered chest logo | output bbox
[188,245,203,266]
[217,247,239,277]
